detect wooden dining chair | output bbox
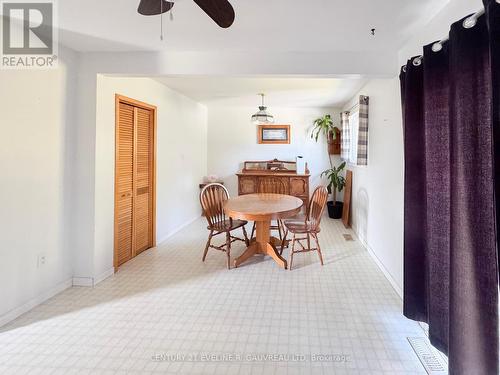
[281,186,328,270]
[250,177,287,242]
[200,183,250,269]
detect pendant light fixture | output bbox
[251,93,275,124]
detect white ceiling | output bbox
[152,76,368,107]
[59,0,450,53]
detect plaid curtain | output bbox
[340,111,350,161]
[356,95,369,165]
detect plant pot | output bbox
[327,201,343,219]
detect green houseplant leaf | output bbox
[311,114,336,142]
[320,161,346,203]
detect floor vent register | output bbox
[407,337,448,375]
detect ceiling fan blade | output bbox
[138,0,174,16]
[193,0,235,28]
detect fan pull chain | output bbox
[160,0,164,40]
[170,5,174,21]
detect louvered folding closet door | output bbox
[116,103,135,266]
[134,107,153,255]
[115,96,156,268]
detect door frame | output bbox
[114,94,157,270]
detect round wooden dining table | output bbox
[224,193,303,269]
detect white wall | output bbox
[93,77,207,279]
[398,0,482,65]
[206,106,341,197]
[343,79,404,296]
[0,46,78,323]
[346,0,485,297]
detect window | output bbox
[341,95,369,166]
[348,110,359,165]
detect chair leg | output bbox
[250,222,256,240]
[313,233,324,266]
[280,228,288,256]
[289,233,296,271]
[226,232,231,269]
[202,230,213,261]
[242,225,250,246]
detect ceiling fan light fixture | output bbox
[138,0,235,28]
[251,93,275,124]
[138,0,173,16]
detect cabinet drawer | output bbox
[289,177,309,196]
[256,176,289,194]
[239,176,257,195]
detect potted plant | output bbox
[311,114,345,219]
[321,162,346,219]
[311,115,340,155]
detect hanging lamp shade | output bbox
[251,93,274,124]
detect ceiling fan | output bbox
[138,0,235,28]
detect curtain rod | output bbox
[432,8,486,52]
[404,3,495,70]
[345,102,359,113]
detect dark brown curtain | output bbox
[487,0,500,284]
[401,56,428,324]
[399,1,499,374]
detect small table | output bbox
[224,194,303,269]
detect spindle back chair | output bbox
[250,178,288,243]
[200,183,249,269]
[281,186,328,270]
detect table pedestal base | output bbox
[234,220,287,269]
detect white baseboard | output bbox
[73,267,114,288]
[0,277,73,328]
[352,228,403,299]
[157,215,201,245]
[94,267,114,285]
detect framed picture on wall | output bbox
[257,125,291,144]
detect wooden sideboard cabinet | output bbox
[236,159,310,210]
